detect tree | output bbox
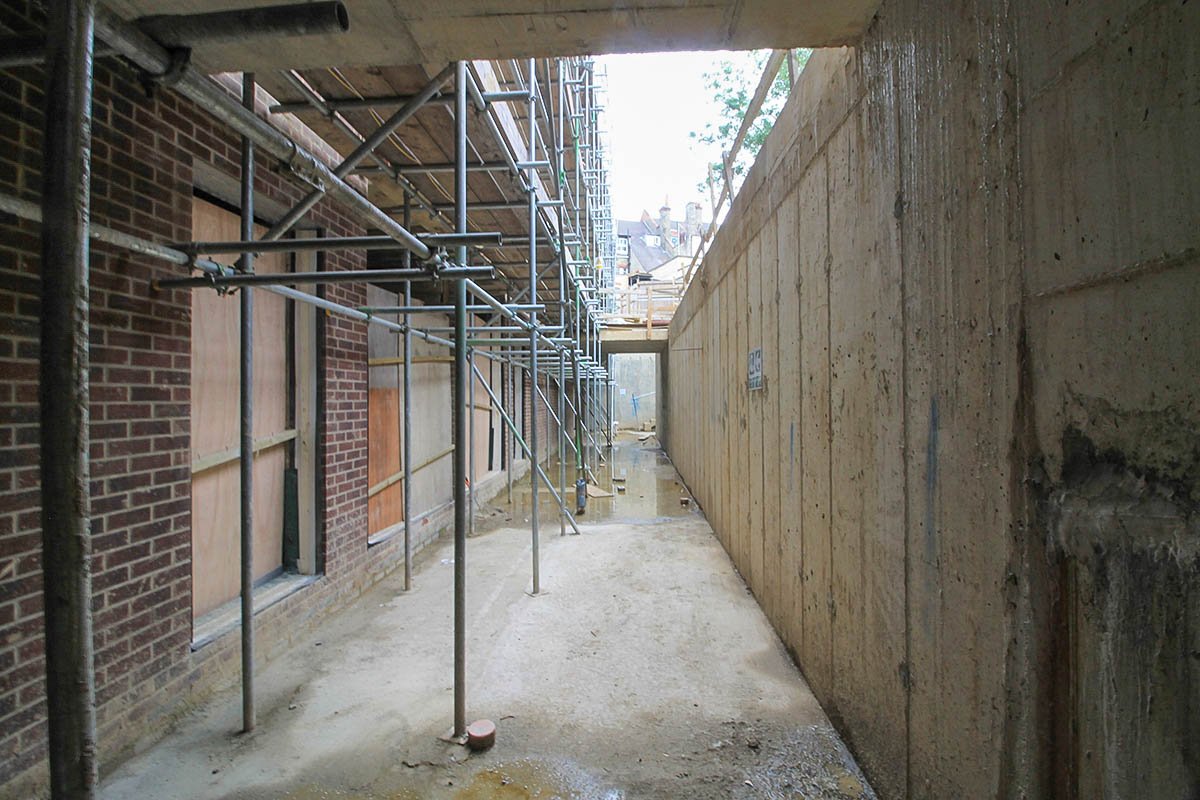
[690,49,810,195]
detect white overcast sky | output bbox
[597,51,760,225]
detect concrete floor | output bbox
[100,436,874,799]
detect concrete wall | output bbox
[665,0,1199,796]
[611,354,657,428]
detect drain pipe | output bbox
[136,2,349,48]
[39,1,99,795]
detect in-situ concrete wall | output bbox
[665,0,1199,797]
[611,354,658,428]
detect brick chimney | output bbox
[658,198,673,255]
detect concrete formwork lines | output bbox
[747,234,766,597]
[718,281,732,553]
[760,219,782,629]
[776,189,804,654]
[827,94,908,795]
[798,151,833,709]
[665,2,1199,797]
[734,253,750,580]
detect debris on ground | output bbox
[466,719,496,751]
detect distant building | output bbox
[615,200,707,288]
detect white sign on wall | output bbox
[748,347,763,391]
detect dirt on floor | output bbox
[100,435,874,800]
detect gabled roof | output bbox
[617,217,673,271]
[617,219,655,237]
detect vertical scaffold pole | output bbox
[39,0,98,795]
[452,60,469,739]
[469,346,476,538]
[527,59,541,594]
[238,72,257,735]
[402,191,413,591]
[574,282,584,488]
[556,59,568,536]
[505,318,513,503]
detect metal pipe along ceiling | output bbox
[91,5,434,261]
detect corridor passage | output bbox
[98,437,873,799]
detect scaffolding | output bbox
[19,2,616,793]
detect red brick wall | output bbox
[521,368,563,465]
[319,280,369,578]
[0,2,395,793]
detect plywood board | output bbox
[408,304,454,519]
[368,387,403,533]
[190,464,239,619]
[191,197,289,619]
[367,284,404,537]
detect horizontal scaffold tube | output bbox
[359,303,544,315]
[271,95,453,115]
[185,258,458,349]
[0,192,230,275]
[175,232,502,255]
[153,266,493,289]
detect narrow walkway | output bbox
[101,436,874,799]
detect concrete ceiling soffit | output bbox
[103,0,880,72]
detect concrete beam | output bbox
[103,1,881,71]
[600,325,668,355]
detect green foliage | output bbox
[690,49,810,193]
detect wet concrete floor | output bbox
[100,434,874,799]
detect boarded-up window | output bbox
[367,284,405,535]
[190,198,291,619]
[365,287,504,542]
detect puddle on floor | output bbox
[476,436,699,534]
[453,758,623,800]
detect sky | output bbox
[597,51,761,226]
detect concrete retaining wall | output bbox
[611,354,657,428]
[665,0,1199,796]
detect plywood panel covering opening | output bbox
[191,197,292,620]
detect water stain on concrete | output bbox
[100,436,872,800]
[452,758,623,800]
